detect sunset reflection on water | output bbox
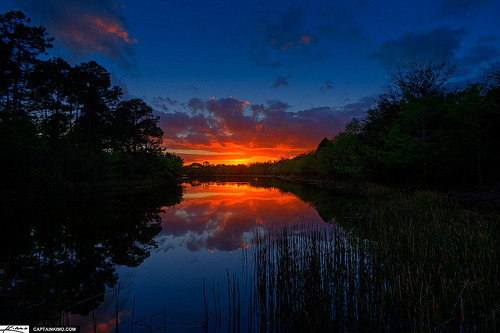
[157,181,325,253]
[71,180,333,332]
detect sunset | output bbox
[1,0,499,331]
[2,0,499,165]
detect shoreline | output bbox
[182,173,500,214]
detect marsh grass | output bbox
[247,189,499,331]
[250,225,373,332]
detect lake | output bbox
[68,179,359,332]
[0,179,360,331]
[2,178,496,331]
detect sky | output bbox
[2,0,499,164]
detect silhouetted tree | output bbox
[386,57,455,100]
[0,10,183,186]
[71,61,122,145]
[0,10,53,116]
[109,98,163,153]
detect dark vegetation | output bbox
[0,183,183,324]
[186,59,500,190]
[193,179,498,331]
[250,180,499,331]
[0,11,183,194]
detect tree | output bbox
[29,58,73,142]
[0,10,53,116]
[315,138,335,178]
[437,84,500,184]
[357,58,456,184]
[0,10,183,185]
[387,57,455,100]
[109,98,163,153]
[70,61,121,144]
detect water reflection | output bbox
[94,180,352,333]
[158,181,326,253]
[0,185,182,324]
[1,179,356,331]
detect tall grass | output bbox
[250,225,374,331]
[248,189,499,331]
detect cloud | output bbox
[187,97,207,114]
[341,96,375,114]
[258,10,315,51]
[454,41,499,76]
[435,0,494,18]
[370,26,499,77]
[369,26,467,69]
[12,0,137,71]
[157,96,369,164]
[246,4,337,67]
[270,75,291,88]
[300,35,313,45]
[151,96,178,113]
[204,1,369,69]
[320,80,334,92]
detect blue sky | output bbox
[2,0,499,163]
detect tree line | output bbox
[186,59,500,189]
[0,11,183,189]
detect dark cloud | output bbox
[258,10,313,51]
[12,0,137,71]
[270,75,291,88]
[250,9,313,67]
[264,100,291,112]
[320,80,334,92]
[246,3,345,68]
[455,42,500,76]
[341,96,375,114]
[459,45,498,72]
[151,96,179,113]
[206,97,253,140]
[187,97,207,114]
[369,27,467,69]
[243,0,374,69]
[435,0,494,18]
[370,25,499,77]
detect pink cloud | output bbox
[155,97,369,164]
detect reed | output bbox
[247,189,499,331]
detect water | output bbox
[0,179,359,332]
[7,179,491,331]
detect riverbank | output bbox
[0,178,182,210]
[268,175,500,215]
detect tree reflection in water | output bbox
[0,184,182,324]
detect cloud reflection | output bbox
[157,182,323,253]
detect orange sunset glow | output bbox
[163,144,306,165]
[158,97,355,165]
[158,181,324,252]
[92,16,138,44]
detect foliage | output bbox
[0,10,53,116]
[0,11,183,189]
[250,188,499,331]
